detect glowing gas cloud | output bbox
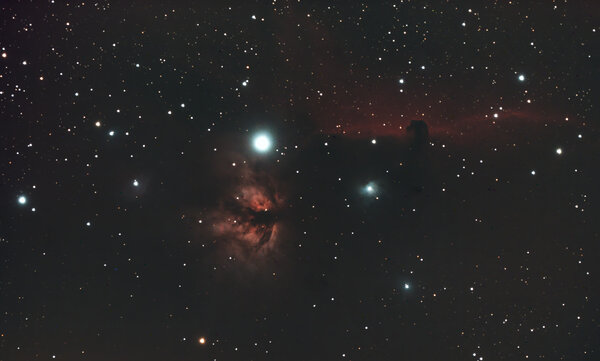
[210,167,284,260]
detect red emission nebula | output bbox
[303,79,560,145]
[262,13,574,146]
[210,169,284,260]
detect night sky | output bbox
[1,1,599,360]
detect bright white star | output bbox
[253,134,272,152]
[364,182,377,195]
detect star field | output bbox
[0,1,599,360]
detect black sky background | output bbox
[1,1,599,360]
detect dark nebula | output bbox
[407,120,429,149]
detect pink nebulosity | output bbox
[211,169,284,258]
